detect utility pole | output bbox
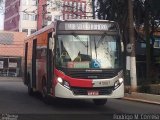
[128,0,137,92]
[92,0,95,19]
[144,1,151,84]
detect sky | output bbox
[0,1,4,30]
[0,14,4,30]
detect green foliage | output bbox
[138,85,151,93]
[150,0,160,12]
[97,0,128,30]
[96,0,160,85]
[138,84,160,95]
[97,0,160,30]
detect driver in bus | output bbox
[73,51,81,62]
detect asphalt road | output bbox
[0,81,160,120]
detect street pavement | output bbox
[0,77,22,82]
[0,77,160,105]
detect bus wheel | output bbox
[42,81,51,104]
[28,81,34,96]
[93,99,107,105]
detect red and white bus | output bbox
[23,19,124,105]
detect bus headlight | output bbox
[119,78,123,83]
[57,77,70,89]
[57,77,63,83]
[114,78,123,89]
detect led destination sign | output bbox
[58,22,117,31]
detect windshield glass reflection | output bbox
[55,34,121,69]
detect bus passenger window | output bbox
[41,48,46,57]
[36,49,41,59]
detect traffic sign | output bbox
[126,43,132,53]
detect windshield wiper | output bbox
[96,32,107,48]
[94,32,108,59]
[72,33,88,48]
[94,37,98,59]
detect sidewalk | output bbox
[123,92,160,105]
[0,77,22,82]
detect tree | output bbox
[134,0,160,83]
[97,0,160,85]
[97,0,134,89]
[128,0,137,91]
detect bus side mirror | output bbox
[49,37,54,50]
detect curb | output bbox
[122,97,160,105]
[123,92,160,105]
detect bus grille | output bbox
[67,70,117,79]
[71,87,114,95]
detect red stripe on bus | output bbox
[54,69,93,88]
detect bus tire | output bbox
[93,99,107,105]
[42,79,51,104]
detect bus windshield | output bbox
[55,34,121,69]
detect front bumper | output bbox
[55,82,124,99]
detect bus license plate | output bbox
[88,90,99,95]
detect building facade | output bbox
[4,0,20,31]
[37,0,92,30]
[19,0,37,36]
[37,0,47,30]
[4,0,92,31]
[0,31,26,77]
[4,0,37,36]
[62,0,87,20]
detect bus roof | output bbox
[25,22,55,40]
[25,19,118,40]
[58,19,117,23]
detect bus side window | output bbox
[36,49,41,59]
[41,48,46,58]
[36,48,46,59]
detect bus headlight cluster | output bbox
[57,77,70,89]
[114,78,123,89]
[57,77,63,83]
